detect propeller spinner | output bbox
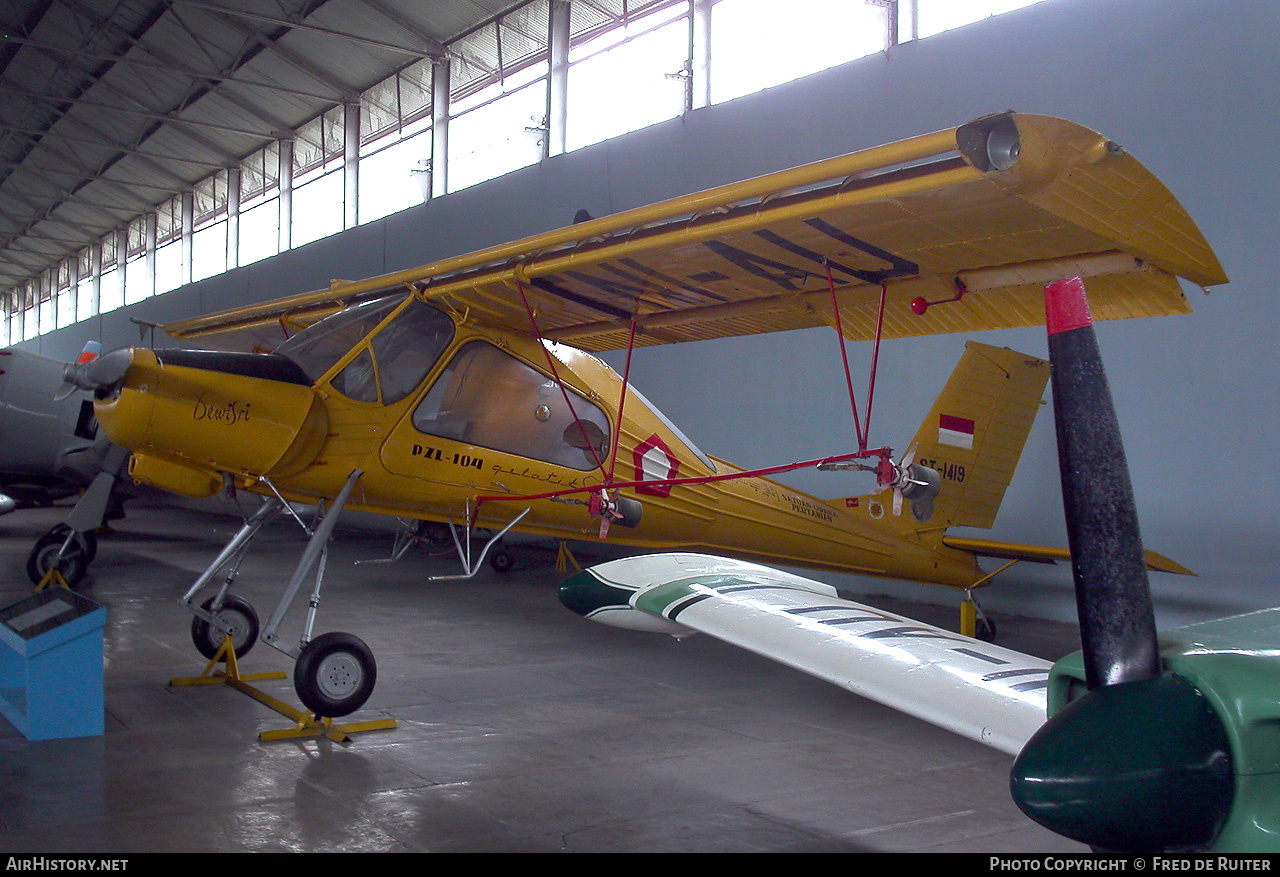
[1009,277,1234,852]
[53,341,100,401]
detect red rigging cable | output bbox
[515,280,608,475]
[824,263,889,454]
[824,263,866,450]
[864,279,888,446]
[607,315,639,483]
[481,273,900,530]
[474,446,895,516]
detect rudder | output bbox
[908,341,1049,529]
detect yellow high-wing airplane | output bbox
[57,112,1223,719]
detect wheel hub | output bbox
[316,652,364,699]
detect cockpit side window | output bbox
[412,341,611,471]
[370,299,454,403]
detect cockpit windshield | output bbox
[276,294,455,404]
[276,296,401,383]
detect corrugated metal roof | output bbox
[0,0,536,301]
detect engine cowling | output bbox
[93,347,328,480]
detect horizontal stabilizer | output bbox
[942,535,1194,576]
[560,553,1050,756]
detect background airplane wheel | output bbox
[190,594,260,660]
[26,529,94,587]
[489,549,513,573]
[293,631,377,718]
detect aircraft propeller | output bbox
[871,444,941,520]
[56,343,131,401]
[818,443,941,519]
[587,487,642,539]
[1009,278,1235,851]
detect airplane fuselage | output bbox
[91,293,982,590]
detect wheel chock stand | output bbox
[35,567,71,592]
[169,637,397,743]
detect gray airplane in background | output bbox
[0,344,132,586]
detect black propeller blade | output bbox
[1009,277,1234,852]
[1045,277,1161,688]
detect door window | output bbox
[412,341,610,471]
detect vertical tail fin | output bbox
[907,341,1049,529]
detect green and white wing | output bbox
[560,552,1049,756]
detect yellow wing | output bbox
[164,112,1225,352]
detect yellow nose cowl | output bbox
[94,347,329,479]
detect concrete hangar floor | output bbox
[0,498,1084,853]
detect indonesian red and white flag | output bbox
[938,414,975,450]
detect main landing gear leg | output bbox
[173,470,396,739]
[256,470,381,719]
[26,443,130,589]
[179,495,282,659]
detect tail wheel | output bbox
[26,529,95,587]
[191,594,260,660]
[293,631,377,718]
[975,614,998,643]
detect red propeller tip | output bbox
[76,340,102,364]
[1045,276,1094,336]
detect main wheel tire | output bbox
[26,529,93,587]
[190,594,260,660]
[489,549,513,573]
[293,631,377,718]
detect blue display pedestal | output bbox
[0,589,106,740]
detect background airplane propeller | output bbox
[56,343,131,401]
[870,443,941,519]
[1009,277,1235,851]
[53,341,100,401]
